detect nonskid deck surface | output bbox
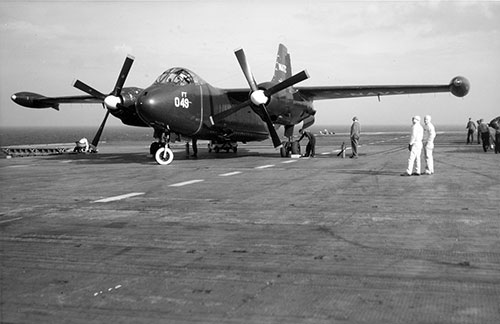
[1,132,499,324]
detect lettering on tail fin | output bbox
[272,43,292,84]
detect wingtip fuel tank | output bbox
[449,76,470,97]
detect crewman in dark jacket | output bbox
[298,129,316,157]
[350,116,361,158]
[478,119,490,152]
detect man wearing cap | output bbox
[466,117,476,144]
[298,129,316,157]
[478,119,491,152]
[423,115,436,175]
[401,116,423,176]
[350,116,361,158]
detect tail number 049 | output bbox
[174,92,190,109]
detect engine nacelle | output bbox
[120,87,143,110]
[449,76,470,97]
[111,87,147,127]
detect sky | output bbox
[1,0,499,129]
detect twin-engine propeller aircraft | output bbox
[11,44,470,165]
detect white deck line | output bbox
[94,192,145,203]
[169,179,205,187]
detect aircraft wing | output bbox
[11,92,102,110]
[295,76,470,101]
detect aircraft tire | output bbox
[291,141,300,155]
[155,147,174,165]
[280,145,289,157]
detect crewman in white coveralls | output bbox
[74,137,90,153]
[423,115,436,175]
[401,116,423,176]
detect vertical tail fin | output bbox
[272,44,292,84]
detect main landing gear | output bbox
[280,140,301,157]
[148,131,301,165]
[208,140,238,153]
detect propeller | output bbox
[72,55,135,150]
[90,109,110,152]
[212,48,309,148]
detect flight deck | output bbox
[1,132,499,323]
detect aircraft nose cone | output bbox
[136,86,165,126]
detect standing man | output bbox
[423,115,436,175]
[466,117,476,144]
[298,129,316,157]
[491,119,500,154]
[401,116,424,176]
[478,119,490,152]
[476,119,481,144]
[350,116,361,159]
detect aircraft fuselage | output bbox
[134,80,314,143]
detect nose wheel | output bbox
[155,146,174,165]
[151,129,174,165]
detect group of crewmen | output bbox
[299,114,437,177]
[298,113,498,177]
[401,115,436,176]
[466,117,500,153]
[298,116,360,159]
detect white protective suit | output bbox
[423,116,436,174]
[406,117,424,175]
[75,137,90,153]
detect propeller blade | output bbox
[73,79,106,100]
[210,100,251,124]
[112,55,135,97]
[91,109,110,149]
[264,70,309,97]
[258,104,282,148]
[234,48,259,92]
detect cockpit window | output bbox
[154,68,205,86]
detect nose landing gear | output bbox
[150,129,175,165]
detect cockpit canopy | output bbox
[154,68,207,86]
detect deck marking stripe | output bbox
[94,192,145,203]
[169,179,204,187]
[255,164,275,169]
[0,217,23,224]
[219,171,242,177]
[281,160,297,164]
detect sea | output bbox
[0,125,464,147]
